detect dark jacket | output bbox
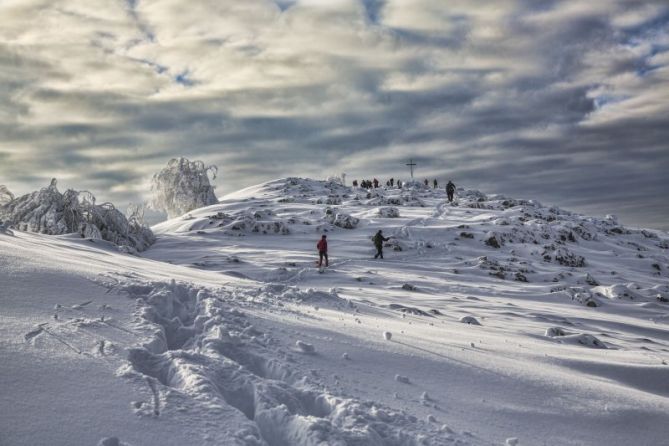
[373,232,389,247]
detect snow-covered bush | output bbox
[543,246,586,267]
[0,179,154,252]
[218,209,290,235]
[378,207,400,218]
[315,195,342,205]
[150,157,218,219]
[484,232,502,248]
[329,212,360,229]
[545,327,567,337]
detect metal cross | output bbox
[406,159,417,179]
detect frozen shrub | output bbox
[0,179,154,252]
[485,232,502,248]
[378,207,400,218]
[326,211,359,229]
[150,157,218,219]
[545,327,567,337]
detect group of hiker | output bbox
[316,179,458,267]
[351,177,456,201]
[316,229,390,267]
[351,178,409,189]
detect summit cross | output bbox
[406,159,417,179]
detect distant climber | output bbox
[352,180,358,188]
[424,179,429,187]
[373,178,379,188]
[446,180,456,202]
[390,178,394,187]
[397,180,402,188]
[433,179,438,188]
[373,230,390,259]
[317,235,328,267]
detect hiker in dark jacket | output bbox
[352,180,358,188]
[433,179,438,188]
[317,235,328,267]
[389,178,394,187]
[446,180,456,202]
[424,178,429,186]
[373,178,379,188]
[373,230,390,259]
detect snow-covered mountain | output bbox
[1,178,668,446]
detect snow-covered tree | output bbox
[0,185,14,205]
[150,157,218,219]
[326,173,346,186]
[0,179,155,252]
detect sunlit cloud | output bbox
[0,0,668,229]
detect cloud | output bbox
[0,0,668,229]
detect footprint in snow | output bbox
[98,438,134,446]
[295,340,316,354]
[24,326,44,341]
[395,374,410,384]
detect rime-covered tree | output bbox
[0,185,14,205]
[150,157,218,219]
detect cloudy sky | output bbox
[1,0,668,229]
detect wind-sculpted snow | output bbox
[150,157,218,219]
[0,179,154,252]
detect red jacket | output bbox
[317,239,327,252]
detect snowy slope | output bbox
[2,178,669,446]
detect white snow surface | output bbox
[2,177,669,446]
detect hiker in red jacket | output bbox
[317,235,328,267]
